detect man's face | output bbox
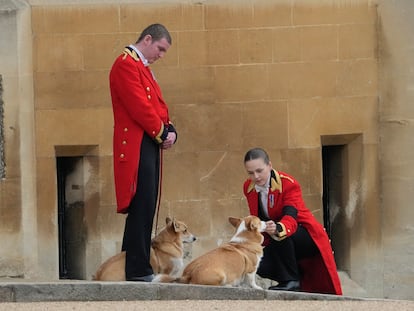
[141,35,170,64]
[244,158,272,187]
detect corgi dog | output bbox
[93,217,196,281]
[153,215,266,289]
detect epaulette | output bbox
[279,173,295,184]
[122,47,140,62]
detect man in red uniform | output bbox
[243,148,342,294]
[109,24,177,282]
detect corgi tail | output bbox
[152,274,179,283]
[152,274,190,284]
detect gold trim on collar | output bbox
[246,169,283,193]
[270,170,282,192]
[123,48,140,62]
[247,180,255,193]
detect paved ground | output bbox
[1,299,414,311]
[0,280,413,311]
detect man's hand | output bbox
[161,132,176,149]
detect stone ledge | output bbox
[0,281,364,302]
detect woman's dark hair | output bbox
[244,148,270,164]
[137,23,172,44]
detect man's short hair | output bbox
[137,23,172,45]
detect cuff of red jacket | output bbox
[168,122,178,143]
[154,122,169,144]
[269,222,287,241]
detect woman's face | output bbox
[244,158,272,187]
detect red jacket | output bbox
[110,47,172,213]
[243,170,342,295]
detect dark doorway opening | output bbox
[321,134,363,275]
[322,144,349,271]
[56,156,85,279]
[322,145,344,239]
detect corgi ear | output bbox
[228,217,241,228]
[172,219,187,233]
[248,219,259,231]
[166,217,172,225]
[173,218,181,232]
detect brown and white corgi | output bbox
[153,215,266,289]
[93,217,196,281]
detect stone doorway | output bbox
[56,156,86,279]
[321,134,363,274]
[55,145,99,280]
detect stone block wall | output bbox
[4,0,413,300]
[377,0,414,300]
[29,0,380,290]
[0,0,35,279]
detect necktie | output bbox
[259,191,267,209]
[258,191,270,220]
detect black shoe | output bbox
[268,280,300,291]
[126,274,154,282]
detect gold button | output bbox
[147,95,151,99]
[146,87,150,92]
[120,154,125,158]
[124,127,128,132]
[122,140,127,145]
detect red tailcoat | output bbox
[243,170,342,295]
[110,48,171,213]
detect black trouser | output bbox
[257,225,319,282]
[121,134,160,279]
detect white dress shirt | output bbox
[255,176,271,218]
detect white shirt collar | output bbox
[254,175,271,194]
[128,44,149,67]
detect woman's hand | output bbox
[265,220,277,235]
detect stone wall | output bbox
[0,0,412,300]
[377,0,414,300]
[30,0,381,292]
[0,0,36,279]
[0,75,5,179]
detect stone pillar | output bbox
[378,0,414,300]
[0,0,37,278]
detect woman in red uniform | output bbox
[109,24,177,282]
[243,148,342,294]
